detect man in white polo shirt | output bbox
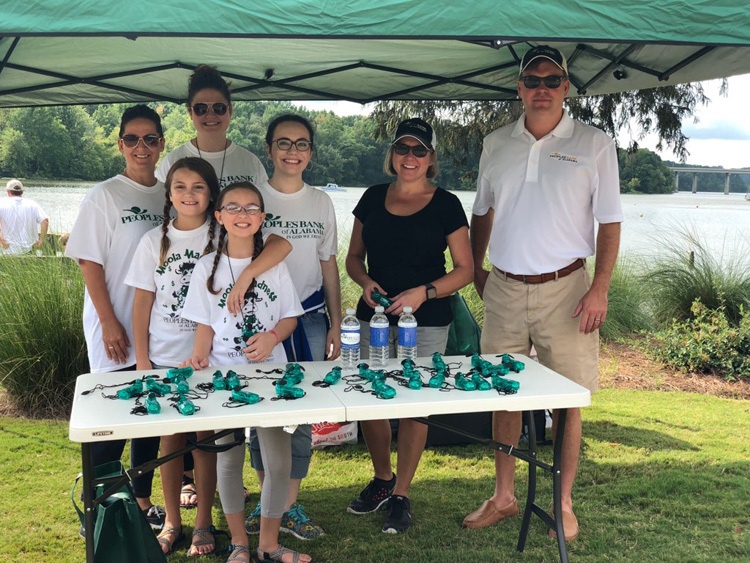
[0,179,49,255]
[465,45,623,541]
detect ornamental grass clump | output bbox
[643,228,750,327]
[0,256,88,416]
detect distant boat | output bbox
[321,182,346,192]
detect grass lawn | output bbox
[0,388,748,562]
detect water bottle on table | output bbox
[341,308,360,368]
[397,306,418,362]
[369,305,389,368]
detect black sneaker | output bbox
[347,474,396,514]
[382,495,411,534]
[143,504,166,531]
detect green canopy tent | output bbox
[1,0,750,107]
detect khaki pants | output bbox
[481,266,599,392]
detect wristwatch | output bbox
[424,283,437,300]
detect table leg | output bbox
[552,408,569,563]
[81,442,95,563]
[517,410,538,551]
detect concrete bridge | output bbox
[671,167,750,194]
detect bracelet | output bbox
[269,329,280,344]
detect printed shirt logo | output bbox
[548,152,579,163]
[263,212,324,239]
[120,206,162,224]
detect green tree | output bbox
[618,148,675,194]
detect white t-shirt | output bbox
[182,252,303,367]
[473,112,624,274]
[258,181,338,306]
[0,196,48,255]
[65,175,164,372]
[156,141,268,189]
[124,220,216,367]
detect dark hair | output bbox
[207,182,266,295]
[159,157,221,264]
[118,104,164,138]
[187,65,232,106]
[265,114,315,148]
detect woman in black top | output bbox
[345,118,473,533]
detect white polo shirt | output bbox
[472,112,623,275]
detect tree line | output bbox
[1,101,746,194]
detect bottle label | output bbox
[370,326,389,347]
[398,326,417,347]
[341,329,360,349]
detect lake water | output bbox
[17,181,750,263]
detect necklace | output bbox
[226,245,257,340]
[196,139,228,187]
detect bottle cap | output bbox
[403,306,412,313]
[375,306,384,313]
[346,308,355,315]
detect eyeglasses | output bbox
[273,138,312,152]
[519,75,567,89]
[393,143,431,158]
[220,203,263,215]
[120,134,161,148]
[191,102,229,116]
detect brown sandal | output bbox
[187,525,215,557]
[180,475,198,509]
[257,543,308,563]
[227,544,251,563]
[156,526,183,556]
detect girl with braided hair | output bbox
[182,182,309,563]
[125,162,290,556]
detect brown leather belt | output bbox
[496,258,585,284]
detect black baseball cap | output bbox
[519,45,569,75]
[393,118,436,151]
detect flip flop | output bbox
[187,525,216,557]
[157,526,183,556]
[180,475,198,509]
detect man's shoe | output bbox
[245,501,261,534]
[549,508,579,541]
[462,497,519,529]
[347,474,396,515]
[281,503,325,540]
[382,495,411,534]
[143,504,166,531]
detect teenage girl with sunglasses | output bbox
[182,182,311,563]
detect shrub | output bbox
[642,299,750,381]
[0,256,88,416]
[600,259,653,341]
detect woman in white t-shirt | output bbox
[156,64,267,190]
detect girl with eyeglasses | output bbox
[65,104,168,532]
[157,64,268,191]
[345,117,473,534]
[181,182,311,563]
[227,113,340,541]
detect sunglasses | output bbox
[221,203,263,215]
[519,75,567,89]
[393,143,431,158]
[191,102,229,116]
[273,138,312,152]
[120,134,161,148]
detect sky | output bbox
[295,73,750,170]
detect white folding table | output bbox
[70,355,590,563]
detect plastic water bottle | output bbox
[341,308,361,369]
[397,306,418,362]
[368,306,390,368]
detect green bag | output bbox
[445,293,482,356]
[72,461,166,563]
